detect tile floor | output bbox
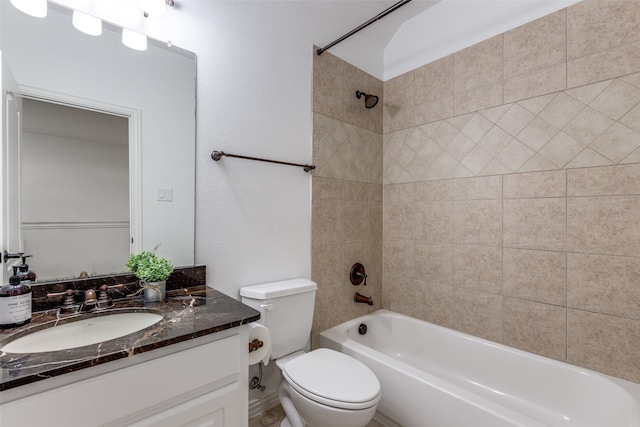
[248,404,387,427]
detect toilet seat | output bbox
[282,348,381,411]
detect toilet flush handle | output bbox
[260,303,274,311]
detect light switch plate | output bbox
[157,188,173,202]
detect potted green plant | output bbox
[126,251,174,302]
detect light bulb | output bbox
[122,29,148,51]
[72,10,102,36]
[10,0,47,18]
[137,0,166,16]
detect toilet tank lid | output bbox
[240,278,317,300]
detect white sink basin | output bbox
[0,312,163,354]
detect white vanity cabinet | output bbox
[0,327,249,427]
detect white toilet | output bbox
[241,278,381,427]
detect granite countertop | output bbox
[0,284,260,392]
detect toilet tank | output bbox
[240,278,317,359]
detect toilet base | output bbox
[279,380,377,427]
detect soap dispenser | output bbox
[0,266,32,328]
[17,255,36,284]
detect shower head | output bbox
[356,90,379,109]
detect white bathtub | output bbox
[319,309,640,427]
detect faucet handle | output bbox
[47,289,78,313]
[96,284,123,309]
[350,263,368,286]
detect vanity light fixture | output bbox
[72,10,102,36]
[137,0,175,17]
[10,0,47,18]
[122,28,148,51]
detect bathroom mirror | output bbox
[1,2,196,282]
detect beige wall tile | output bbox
[503,248,566,306]
[454,175,502,200]
[589,123,640,164]
[517,153,557,174]
[477,125,513,156]
[383,240,414,278]
[313,49,344,97]
[568,164,640,196]
[383,71,415,133]
[312,176,342,200]
[411,280,454,328]
[454,82,503,116]
[343,180,369,202]
[382,274,424,319]
[503,170,566,199]
[567,0,640,60]
[516,116,561,152]
[415,55,454,104]
[503,198,566,251]
[451,288,503,342]
[312,198,342,245]
[568,195,640,256]
[370,202,383,238]
[568,40,640,88]
[590,79,640,121]
[343,201,370,241]
[415,201,454,243]
[504,10,566,79]
[454,199,502,246]
[383,201,415,241]
[568,253,640,320]
[454,35,503,93]
[497,103,536,136]
[461,113,494,142]
[415,96,454,125]
[503,298,567,361]
[564,148,613,169]
[504,63,567,104]
[453,244,502,294]
[461,145,494,175]
[312,243,342,289]
[567,309,640,383]
[539,132,585,169]
[496,139,536,172]
[384,182,414,203]
[415,180,453,201]
[414,242,453,285]
[313,89,344,119]
[563,106,615,145]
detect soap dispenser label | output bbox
[0,293,32,325]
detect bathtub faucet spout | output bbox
[354,292,373,306]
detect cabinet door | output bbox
[130,382,240,427]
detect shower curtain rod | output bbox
[211,151,316,173]
[316,0,412,56]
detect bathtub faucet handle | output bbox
[350,263,368,286]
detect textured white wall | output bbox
[164,2,315,297]
[49,0,316,297]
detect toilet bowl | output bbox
[277,348,381,427]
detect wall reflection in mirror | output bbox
[1,1,196,283]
